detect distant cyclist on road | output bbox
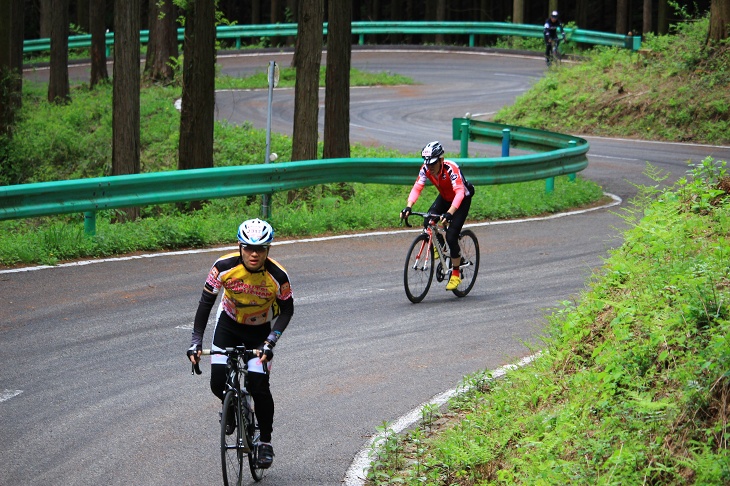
[400,141,475,291]
[544,10,566,65]
[187,218,294,470]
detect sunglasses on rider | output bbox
[240,244,270,253]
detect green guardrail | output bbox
[452,117,589,192]
[0,121,589,235]
[21,21,641,56]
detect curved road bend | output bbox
[3,49,729,485]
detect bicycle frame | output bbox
[425,219,452,278]
[548,37,563,66]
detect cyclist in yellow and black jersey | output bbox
[187,218,293,470]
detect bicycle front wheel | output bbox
[552,43,561,66]
[404,234,434,303]
[221,391,244,486]
[452,230,480,298]
[242,393,265,481]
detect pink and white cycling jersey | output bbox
[408,159,473,208]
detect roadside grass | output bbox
[494,15,730,146]
[0,172,603,267]
[366,158,730,485]
[216,65,414,90]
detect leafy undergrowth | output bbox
[367,158,730,485]
[495,15,730,145]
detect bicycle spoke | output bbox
[452,230,480,297]
[242,393,265,481]
[404,234,434,303]
[221,392,244,486]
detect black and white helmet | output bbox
[237,218,274,246]
[421,141,444,164]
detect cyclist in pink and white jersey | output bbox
[400,141,475,290]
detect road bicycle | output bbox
[193,346,266,484]
[546,36,566,67]
[402,212,480,303]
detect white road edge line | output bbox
[1,389,23,402]
[0,193,622,275]
[342,353,541,486]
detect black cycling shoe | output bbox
[256,443,274,469]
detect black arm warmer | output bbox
[191,291,217,346]
[271,296,294,337]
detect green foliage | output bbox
[495,15,730,145]
[364,157,730,485]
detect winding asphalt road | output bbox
[4,48,730,486]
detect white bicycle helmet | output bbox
[421,141,445,164]
[237,218,275,246]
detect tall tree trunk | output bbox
[291,0,323,163]
[0,0,24,138]
[576,0,589,28]
[323,0,351,160]
[657,0,669,34]
[289,0,322,203]
[48,0,70,104]
[708,0,730,43]
[178,0,216,211]
[643,0,653,34]
[271,0,281,22]
[144,0,178,82]
[40,0,52,38]
[616,0,629,34]
[549,0,559,17]
[112,0,141,220]
[435,0,445,44]
[251,0,261,24]
[77,0,90,32]
[512,0,524,24]
[90,0,109,88]
[391,0,404,43]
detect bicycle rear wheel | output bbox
[452,230,480,297]
[404,234,434,303]
[221,391,245,486]
[242,393,265,481]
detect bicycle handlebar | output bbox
[191,346,264,375]
[402,211,447,228]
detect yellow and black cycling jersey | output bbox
[191,252,294,346]
[204,251,292,325]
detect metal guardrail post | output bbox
[569,140,577,182]
[84,211,96,235]
[546,176,555,193]
[460,122,469,157]
[501,129,511,157]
